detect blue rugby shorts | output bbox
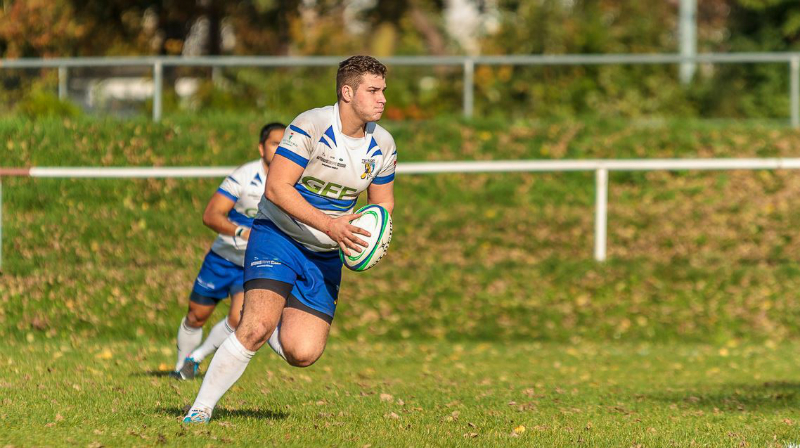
[243,219,342,319]
[190,250,244,305]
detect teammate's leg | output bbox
[177,251,236,374]
[174,299,216,372]
[188,291,244,363]
[184,287,286,421]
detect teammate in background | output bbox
[172,122,286,380]
[183,55,397,423]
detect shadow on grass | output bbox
[132,370,182,378]
[156,406,289,421]
[645,381,800,411]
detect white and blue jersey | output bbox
[256,103,397,253]
[211,159,266,266]
[245,104,398,318]
[191,160,266,303]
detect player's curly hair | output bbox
[336,55,387,101]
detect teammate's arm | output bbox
[366,181,394,215]
[265,154,371,256]
[202,194,250,240]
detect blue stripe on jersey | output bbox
[319,136,332,149]
[368,137,378,151]
[373,173,395,185]
[226,176,240,185]
[324,126,337,147]
[228,209,254,226]
[289,125,311,138]
[391,150,397,156]
[254,172,262,183]
[295,184,357,211]
[216,188,238,202]
[276,146,309,168]
[372,149,383,157]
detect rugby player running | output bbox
[184,56,397,423]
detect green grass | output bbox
[4,114,800,445]
[1,339,800,447]
[4,114,800,342]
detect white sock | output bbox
[175,317,203,371]
[189,318,235,363]
[191,333,255,411]
[267,325,286,361]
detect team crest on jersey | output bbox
[361,159,376,179]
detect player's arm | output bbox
[202,193,250,240]
[366,181,394,215]
[265,154,370,255]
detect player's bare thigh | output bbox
[279,307,331,367]
[235,289,285,351]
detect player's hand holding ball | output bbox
[326,213,372,256]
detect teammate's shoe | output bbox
[183,407,212,424]
[175,357,199,380]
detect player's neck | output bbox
[261,159,269,173]
[338,101,367,139]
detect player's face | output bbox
[259,128,285,166]
[352,74,386,122]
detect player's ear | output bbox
[342,85,353,102]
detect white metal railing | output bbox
[2,52,800,125]
[3,157,800,271]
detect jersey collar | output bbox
[333,103,375,152]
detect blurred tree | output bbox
[697,0,800,117]
[726,0,800,50]
[0,0,86,57]
[365,0,447,55]
[0,0,305,57]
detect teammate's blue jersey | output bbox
[211,159,266,266]
[256,103,397,252]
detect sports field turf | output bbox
[3,115,800,445]
[2,339,800,447]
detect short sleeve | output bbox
[372,140,397,185]
[217,165,248,202]
[275,115,315,168]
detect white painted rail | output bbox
[3,157,800,270]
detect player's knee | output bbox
[236,322,272,347]
[185,311,208,328]
[284,346,322,368]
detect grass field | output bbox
[3,114,800,445]
[2,338,800,447]
[4,115,800,342]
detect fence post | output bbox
[791,56,799,129]
[594,168,608,262]
[679,0,697,84]
[463,58,474,118]
[153,60,163,122]
[58,66,68,101]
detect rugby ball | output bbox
[340,204,392,272]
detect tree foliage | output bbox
[2,0,800,119]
